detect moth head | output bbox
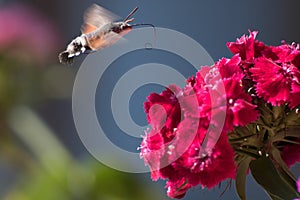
[112,22,133,35]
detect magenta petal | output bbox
[251,58,292,105]
[217,55,242,78]
[297,177,300,193]
[226,31,258,61]
[281,138,300,167]
[290,82,300,108]
[166,179,192,199]
[231,99,259,126]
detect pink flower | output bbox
[250,57,298,106]
[196,133,236,188]
[226,31,258,61]
[144,85,182,132]
[171,130,236,189]
[195,59,259,132]
[141,64,242,198]
[140,47,261,198]
[140,129,165,181]
[216,55,243,79]
[141,30,300,198]
[221,76,259,130]
[226,30,275,63]
[141,115,236,198]
[270,43,300,65]
[228,31,300,108]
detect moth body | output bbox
[59,4,137,64]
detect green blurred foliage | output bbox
[5,159,165,200]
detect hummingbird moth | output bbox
[59,4,154,64]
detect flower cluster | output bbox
[140,31,300,199]
[227,31,300,108]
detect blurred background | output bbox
[0,0,300,199]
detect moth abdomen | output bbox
[58,51,74,65]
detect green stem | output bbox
[8,106,73,178]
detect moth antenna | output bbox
[123,6,139,22]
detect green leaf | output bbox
[280,139,300,145]
[272,106,283,121]
[249,156,300,200]
[235,157,252,200]
[270,147,299,199]
[285,127,300,138]
[234,148,260,159]
[272,128,300,143]
[229,133,257,143]
[267,192,285,200]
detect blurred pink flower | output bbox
[0,4,60,61]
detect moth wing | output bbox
[81,24,98,34]
[81,4,119,34]
[88,31,126,50]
